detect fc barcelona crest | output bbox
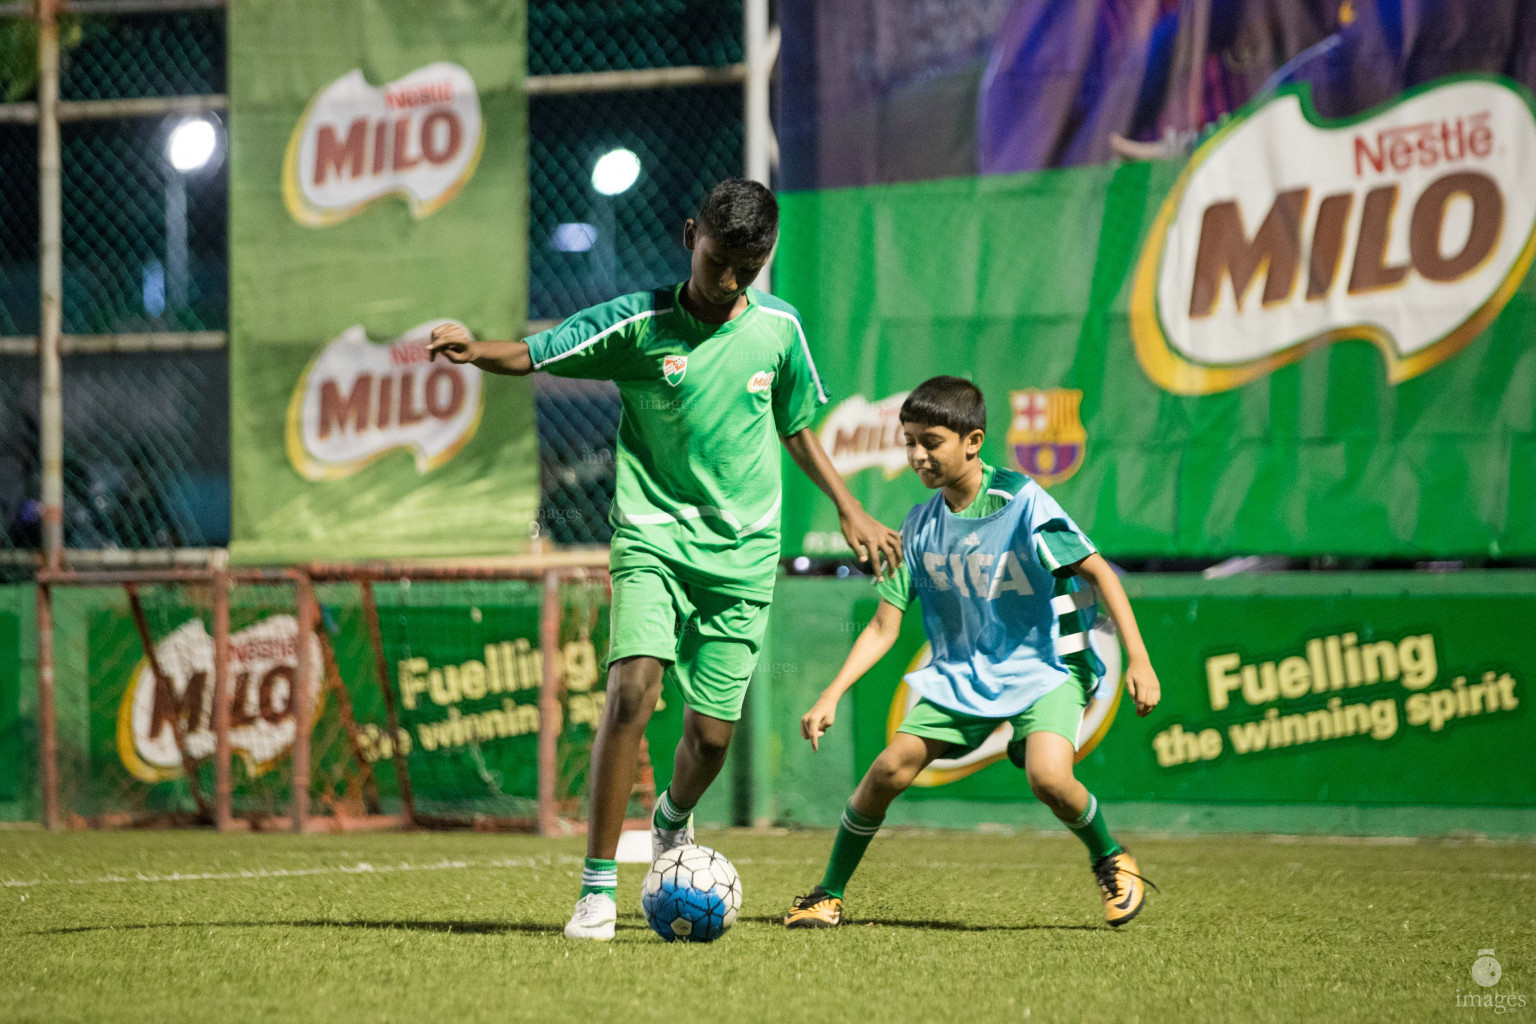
[1008,389,1086,487]
[662,354,688,386]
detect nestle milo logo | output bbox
[1131,76,1536,395]
[117,616,324,782]
[818,391,910,479]
[282,62,484,227]
[286,321,484,480]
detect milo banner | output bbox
[862,575,1535,808]
[779,74,1536,559]
[228,0,534,562]
[83,581,693,822]
[759,575,1536,831]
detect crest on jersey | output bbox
[1007,388,1086,488]
[747,370,774,393]
[663,354,688,386]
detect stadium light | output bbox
[591,148,641,196]
[167,117,218,173]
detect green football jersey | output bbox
[525,283,828,599]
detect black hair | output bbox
[899,376,987,436]
[695,178,778,258]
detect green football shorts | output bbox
[605,557,770,723]
[897,669,1092,755]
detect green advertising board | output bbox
[228,0,536,562]
[0,592,22,804]
[76,579,690,824]
[777,77,1536,560]
[8,575,1536,833]
[761,574,1536,835]
[369,581,618,818]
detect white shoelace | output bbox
[571,893,615,923]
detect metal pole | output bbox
[164,171,188,319]
[536,570,561,836]
[35,582,58,829]
[360,579,415,826]
[37,0,64,570]
[211,568,233,829]
[290,574,316,833]
[311,620,383,815]
[596,197,617,298]
[743,0,775,291]
[125,582,213,822]
[743,0,772,186]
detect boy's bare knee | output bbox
[684,719,733,761]
[869,751,920,794]
[1027,769,1075,810]
[604,660,662,727]
[683,706,734,755]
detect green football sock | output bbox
[579,857,617,899]
[652,788,693,831]
[1065,793,1123,863]
[818,801,884,899]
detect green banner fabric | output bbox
[0,593,21,803]
[761,575,1535,831]
[228,0,534,563]
[73,579,679,824]
[777,77,1536,560]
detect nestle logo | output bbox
[384,79,455,110]
[389,342,430,366]
[287,321,484,480]
[1353,112,1493,176]
[1130,79,1536,397]
[284,62,483,226]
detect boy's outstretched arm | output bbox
[1069,553,1161,717]
[781,427,903,581]
[802,599,904,751]
[426,323,533,375]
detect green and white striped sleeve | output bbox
[523,290,663,381]
[1034,520,1096,578]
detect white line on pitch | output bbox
[2,855,585,889]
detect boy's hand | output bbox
[1125,658,1161,716]
[801,696,839,751]
[838,506,903,582]
[426,323,479,363]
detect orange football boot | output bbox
[784,886,843,929]
[1093,851,1157,926]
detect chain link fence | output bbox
[0,1,749,558]
[529,0,741,75]
[0,16,40,568]
[60,9,223,100]
[527,0,745,543]
[1,7,229,562]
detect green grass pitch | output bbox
[2,828,1531,1023]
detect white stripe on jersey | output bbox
[615,493,781,537]
[757,306,829,404]
[530,307,669,370]
[1051,587,1097,615]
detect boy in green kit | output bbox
[427,179,902,939]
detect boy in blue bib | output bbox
[784,376,1162,929]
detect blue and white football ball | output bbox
[640,844,742,943]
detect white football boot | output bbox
[650,812,695,863]
[563,893,617,940]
